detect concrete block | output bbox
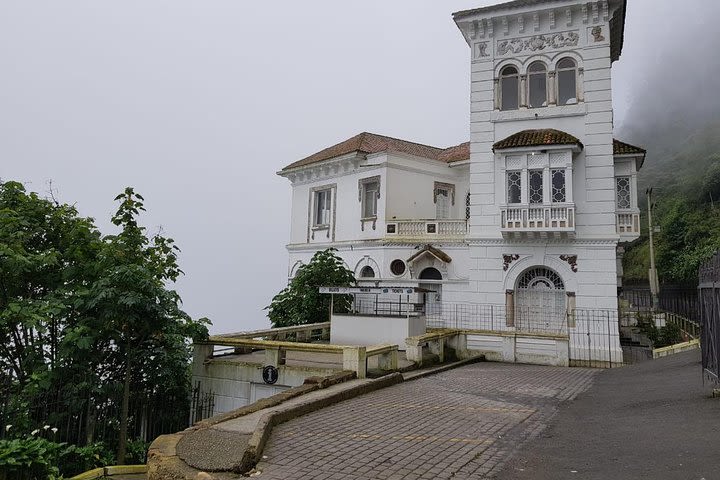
[342,346,367,379]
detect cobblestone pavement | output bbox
[255,362,597,479]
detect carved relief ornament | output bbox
[497,31,579,56]
[560,254,578,272]
[503,254,520,271]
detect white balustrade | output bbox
[388,219,467,237]
[617,212,640,236]
[501,204,575,234]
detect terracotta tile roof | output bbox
[613,139,646,155]
[281,133,469,171]
[493,129,583,151]
[439,142,470,163]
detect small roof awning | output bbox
[407,245,452,265]
[493,129,583,152]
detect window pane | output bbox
[529,170,543,204]
[501,76,519,110]
[529,73,547,108]
[436,190,450,219]
[501,66,518,75]
[314,190,331,225]
[363,182,378,217]
[616,177,631,209]
[551,169,566,203]
[507,171,521,204]
[557,58,576,69]
[558,69,577,105]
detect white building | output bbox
[277,0,645,364]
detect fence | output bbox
[423,301,622,367]
[699,252,720,383]
[622,285,699,321]
[0,378,195,446]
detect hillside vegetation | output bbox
[619,87,720,285]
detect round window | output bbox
[390,259,406,276]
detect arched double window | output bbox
[500,65,520,111]
[556,58,578,106]
[528,62,548,109]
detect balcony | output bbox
[617,212,640,241]
[501,204,575,237]
[385,219,467,240]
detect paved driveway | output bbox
[255,362,597,479]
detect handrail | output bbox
[213,322,331,339]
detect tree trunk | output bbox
[117,356,131,464]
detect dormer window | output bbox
[500,66,519,111]
[528,62,548,109]
[557,58,578,106]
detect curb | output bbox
[402,354,486,382]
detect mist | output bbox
[2,0,717,333]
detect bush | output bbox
[58,442,115,477]
[0,437,65,480]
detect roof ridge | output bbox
[361,131,447,152]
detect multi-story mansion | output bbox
[278,0,644,342]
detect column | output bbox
[543,167,551,204]
[505,289,515,327]
[548,71,557,106]
[494,78,500,110]
[520,75,528,109]
[577,68,585,102]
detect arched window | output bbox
[556,58,577,106]
[528,62,547,108]
[419,267,443,280]
[500,66,519,111]
[360,266,375,278]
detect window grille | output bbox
[616,176,631,209]
[529,170,543,204]
[507,171,522,204]
[517,267,565,290]
[551,169,566,203]
[465,191,471,220]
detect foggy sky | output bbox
[1,1,715,333]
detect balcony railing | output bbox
[501,204,575,235]
[617,212,640,239]
[385,219,467,238]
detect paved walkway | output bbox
[255,362,598,479]
[496,349,720,480]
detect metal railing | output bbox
[699,251,720,383]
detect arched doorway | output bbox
[515,266,566,333]
[419,267,443,316]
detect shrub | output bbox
[0,437,65,480]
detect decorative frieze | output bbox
[497,31,579,56]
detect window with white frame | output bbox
[359,176,380,219]
[434,182,455,219]
[556,58,578,106]
[313,189,332,226]
[500,66,520,111]
[528,62,548,109]
[507,171,522,204]
[616,176,631,209]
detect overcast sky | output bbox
[1,0,715,333]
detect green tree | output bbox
[79,188,208,463]
[266,249,355,328]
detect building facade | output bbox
[277,0,645,362]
